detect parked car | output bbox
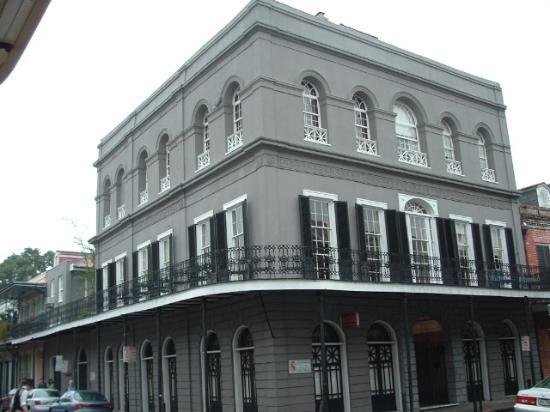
[515,377,550,411]
[27,388,60,411]
[48,390,112,412]
[1,388,16,412]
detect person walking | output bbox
[10,379,32,412]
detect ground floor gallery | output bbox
[1,291,544,412]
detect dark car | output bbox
[1,388,16,412]
[48,390,112,412]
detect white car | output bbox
[515,378,550,411]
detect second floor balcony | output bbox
[197,150,210,171]
[304,125,328,144]
[446,159,463,176]
[482,167,496,183]
[10,245,550,339]
[356,138,377,156]
[160,175,171,192]
[138,189,148,206]
[227,131,243,153]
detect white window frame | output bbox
[101,259,112,310]
[232,326,256,412]
[442,121,455,161]
[233,89,243,135]
[57,276,64,303]
[194,211,213,257]
[357,198,389,281]
[537,186,550,208]
[224,195,247,249]
[302,81,321,128]
[203,112,210,152]
[115,253,127,285]
[140,340,154,412]
[451,214,476,285]
[136,241,151,277]
[157,229,173,270]
[353,96,371,141]
[162,337,177,412]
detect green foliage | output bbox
[0,248,55,285]
[0,320,10,342]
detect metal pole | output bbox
[97,323,101,393]
[73,328,77,389]
[123,316,129,412]
[157,308,164,412]
[318,292,329,412]
[524,296,536,385]
[402,294,413,412]
[469,297,481,412]
[202,299,210,412]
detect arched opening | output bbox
[118,345,127,412]
[103,179,111,227]
[499,321,523,394]
[311,321,350,412]
[158,134,171,192]
[162,337,178,412]
[537,186,550,208]
[353,93,376,155]
[477,129,495,182]
[413,319,449,407]
[115,168,125,219]
[77,348,88,390]
[394,102,427,166]
[462,321,490,401]
[233,327,258,412]
[367,322,402,412]
[104,347,114,404]
[141,340,154,412]
[138,150,149,205]
[302,79,328,144]
[404,199,440,283]
[195,105,211,170]
[201,332,222,412]
[442,120,462,175]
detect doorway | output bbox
[413,319,449,407]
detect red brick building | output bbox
[520,183,550,378]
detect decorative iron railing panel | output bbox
[139,190,148,205]
[446,159,463,176]
[117,205,126,220]
[481,168,496,183]
[197,151,210,170]
[103,215,111,228]
[10,245,550,338]
[227,131,243,153]
[304,125,328,144]
[398,147,428,167]
[356,138,377,156]
[160,175,171,192]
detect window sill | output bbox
[304,138,331,147]
[356,150,380,157]
[398,159,431,169]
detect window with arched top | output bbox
[302,80,328,144]
[537,186,550,208]
[196,110,211,171]
[226,88,244,153]
[77,348,88,390]
[312,322,350,412]
[103,179,111,228]
[394,103,427,167]
[141,341,154,412]
[104,347,114,404]
[498,322,521,395]
[115,169,125,219]
[202,332,222,412]
[233,328,257,412]
[477,131,496,182]
[461,322,490,401]
[442,121,462,175]
[162,338,177,412]
[203,113,210,152]
[159,135,170,193]
[354,95,377,155]
[138,151,149,205]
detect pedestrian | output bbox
[67,379,75,391]
[36,379,46,388]
[10,378,32,412]
[47,378,55,389]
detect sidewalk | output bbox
[422,398,515,412]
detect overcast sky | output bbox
[1,0,549,262]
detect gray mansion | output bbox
[4,1,550,412]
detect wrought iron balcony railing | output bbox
[304,125,328,144]
[446,159,463,176]
[398,147,428,167]
[226,131,243,153]
[197,151,210,171]
[138,190,148,206]
[160,175,171,192]
[356,138,377,156]
[103,215,111,228]
[482,167,496,183]
[10,245,550,338]
[117,205,126,220]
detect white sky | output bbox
[1,0,549,262]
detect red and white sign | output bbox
[340,312,360,329]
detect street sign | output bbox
[521,335,530,352]
[54,355,63,372]
[123,345,137,363]
[288,359,311,374]
[340,312,360,329]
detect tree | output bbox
[0,248,55,284]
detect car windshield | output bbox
[74,391,107,402]
[32,389,60,397]
[534,377,550,389]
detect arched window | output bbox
[196,110,211,170]
[302,80,328,144]
[138,151,149,205]
[103,179,111,228]
[77,348,88,390]
[227,88,244,153]
[477,132,496,182]
[354,95,376,155]
[202,332,222,412]
[159,135,170,192]
[118,345,127,412]
[394,103,426,166]
[499,322,521,395]
[404,199,439,283]
[367,323,401,412]
[104,347,114,404]
[233,327,257,412]
[462,322,490,401]
[141,341,155,412]
[537,186,550,208]
[442,121,462,175]
[162,338,178,412]
[312,322,350,412]
[115,169,125,219]
[203,112,210,152]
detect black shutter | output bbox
[167,234,173,266]
[132,251,139,301]
[356,205,367,281]
[298,195,312,248]
[188,225,196,258]
[471,224,485,286]
[482,224,495,269]
[436,218,459,285]
[151,241,160,272]
[215,212,228,281]
[151,241,160,296]
[505,228,519,289]
[108,262,116,308]
[536,245,550,289]
[242,200,249,248]
[335,201,352,280]
[96,268,103,313]
[385,210,410,283]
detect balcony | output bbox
[160,175,170,192]
[10,245,550,339]
[356,138,377,156]
[482,167,496,183]
[197,151,210,171]
[304,125,328,144]
[226,131,243,153]
[446,159,463,176]
[103,215,111,228]
[117,205,126,220]
[398,148,428,167]
[138,190,148,206]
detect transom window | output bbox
[233,89,243,134]
[442,121,455,161]
[302,81,321,128]
[394,103,419,152]
[353,96,370,140]
[203,112,210,152]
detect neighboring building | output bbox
[3,1,550,411]
[519,183,550,377]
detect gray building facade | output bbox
[5,1,550,412]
